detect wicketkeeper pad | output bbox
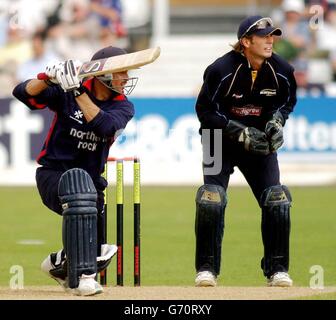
[260,185,292,277]
[195,184,227,275]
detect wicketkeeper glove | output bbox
[224,120,270,155]
[265,111,284,152]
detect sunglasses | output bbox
[240,17,274,39]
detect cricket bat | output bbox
[37,47,161,80]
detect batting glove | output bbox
[224,120,270,155]
[265,111,284,152]
[56,59,82,92]
[44,61,64,85]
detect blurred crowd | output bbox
[0,0,151,97]
[272,0,336,96]
[1,0,336,98]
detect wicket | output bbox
[100,157,141,286]
[99,162,108,285]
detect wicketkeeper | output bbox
[194,16,297,287]
[12,46,136,296]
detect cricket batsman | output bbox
[12,46,136,296]
[194,16,297,287]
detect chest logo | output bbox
[232,93,243,99]
[260,89,276,96]
[231,105,262,116]
[70,110,84,124]
[74,110,83,119]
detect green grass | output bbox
[0,186,335,294]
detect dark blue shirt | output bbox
[196,50,297,131]
[12,79,134,183]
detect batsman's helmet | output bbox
[91,46,127,61]
[91,46,138,95]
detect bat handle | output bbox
[37,73,49,80]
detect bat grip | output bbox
[37,73,49,80]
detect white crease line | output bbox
[17,239,45,245]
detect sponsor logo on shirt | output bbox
[69,127,106,151]
[232,93,243,99]
[231,105,262,117]
[260,89,276,96]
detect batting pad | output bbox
[58,168,98,288]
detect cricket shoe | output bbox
[74,274,103,296]
[195,271,217,287]
[97,244,118,272]
[267,272,293,287]
[41,252,102,296]
[40,249,71,292]
[41,244,117,292]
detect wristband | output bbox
[44,79,57,86]
[73,86,86,97]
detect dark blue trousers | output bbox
[204,145,280,204]
[35,166,107,254]
[197,137,285,277]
